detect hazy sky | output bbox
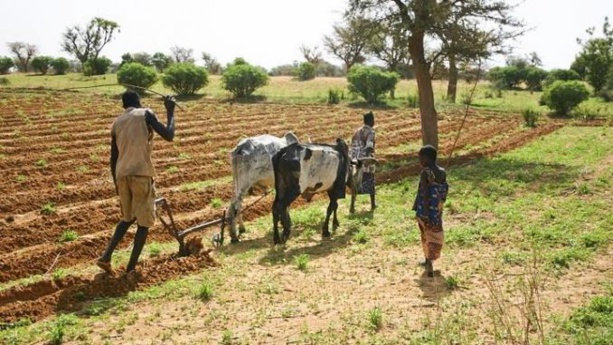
[0,0,610,69]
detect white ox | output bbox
[224,132,299,244]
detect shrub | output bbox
[544,69,581,87]
[328,88,341,104]
[294,254,309,271]
[572,104,601,121]
[487,66,523,89]
[117,62,159,94]
[295,62,316,81]
[31,56,54,75]
[521,108,541,127]
[407,93,419,108]
[347,65,399,104]
[51,58,70,75]
[83,57,112,76]
[162,63,208,95]
[0,56,15,74]
[0,77,9,85]
[222,62,269,98]
[525,67,548,91]
[541,81,590,116]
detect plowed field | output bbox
[0,89,563,324]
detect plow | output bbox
[154,192,270,256]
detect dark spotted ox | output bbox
[271,138,353,244]
[224,132,299,244]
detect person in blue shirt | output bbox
[412,145,448,277]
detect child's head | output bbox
[363,111,375,127]
[418,145,437,167]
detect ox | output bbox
[271,138,353,244]
[224,132,299,244]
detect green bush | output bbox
[572,104,601,121]
[295,62,316,81]
[525,67,548,91]
[51,57,70,75]
[0,56,15,74]
[328,88,341,104]
[521,108,541,127]
[31,56,54,75]
[487,66,523,89]
[544,69,581,87]
[162,63,208,95]
[83,57,112,76]
[117,62,159,93]
[222,62,269,98]
[541,81,590,116]
[347,65,399,104]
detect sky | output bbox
[0,0,611,70]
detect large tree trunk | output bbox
[447,54,458,103]
[409,32,439,148]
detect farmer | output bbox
[412,145,448,277]
[350,111,377,211]
[97,90,176,274]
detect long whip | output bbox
[63,83,185,111]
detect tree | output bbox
[295,62,316,81]
[366,21,410,79]
[170,46,194,63]
[0,57,14,74]
[83,57,112,76]
[323,17,375,71]
[202,52,223,74]
[61,17,120,65]
[7,42,37,72]
[222,60,269,98]
[120,53,134,67]
[133,52,152,66]
[299,45,323,65]
[435,3,523,103]
[117,63,158,94]
[347,65,399,104]
[162,63,209,95]
[541,81,590,116]
[574,17,613,92]
[31,56,53,75]
[151,52,172,72]
[51,58,70,75]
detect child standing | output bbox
[412,145,449,277]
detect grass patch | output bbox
[16,174,27,182]
[40,202,56,215]
[35,159,48,168]
[58,230,78,243]
[294,254,310,271]
[368,306,383,331]
[197,281,214,301]
[210,198,223,209]
[166,166,179,174]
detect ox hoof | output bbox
[349,208,355,214]
[230,237,240,244]
[322,231,331,238]
[238,227,247,235]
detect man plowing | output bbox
[97,91,176,275]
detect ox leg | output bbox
[228,197,242,243]
[322,192,337,238]
[350,189,357,214]
[333,205,340,229]
[272,201,282,245]
[281,207,292,244]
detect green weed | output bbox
[368,306,383,331]
[221,329,234,345]
[295,254,310,271]
[35,159,48,168]
[41,202,56,215]
[197,281,214,301]
[56,181,66,191]
[352,229,369,244]
[76,165,89,173]
[210,198,223,209]
[445,276,460,290]
[148,243,162,257]
[58,230,78,243]
[167,166,179,173]
[16,174,27,182]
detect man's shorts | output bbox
[117,176,156,228]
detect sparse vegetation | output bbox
[197,281,214,301]
[522,108,541,127]
[294,254,310,271]
[58,230,78,242]
[368,307,383,331]
[41,202,56,215]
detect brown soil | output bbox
[0,90,579,325]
